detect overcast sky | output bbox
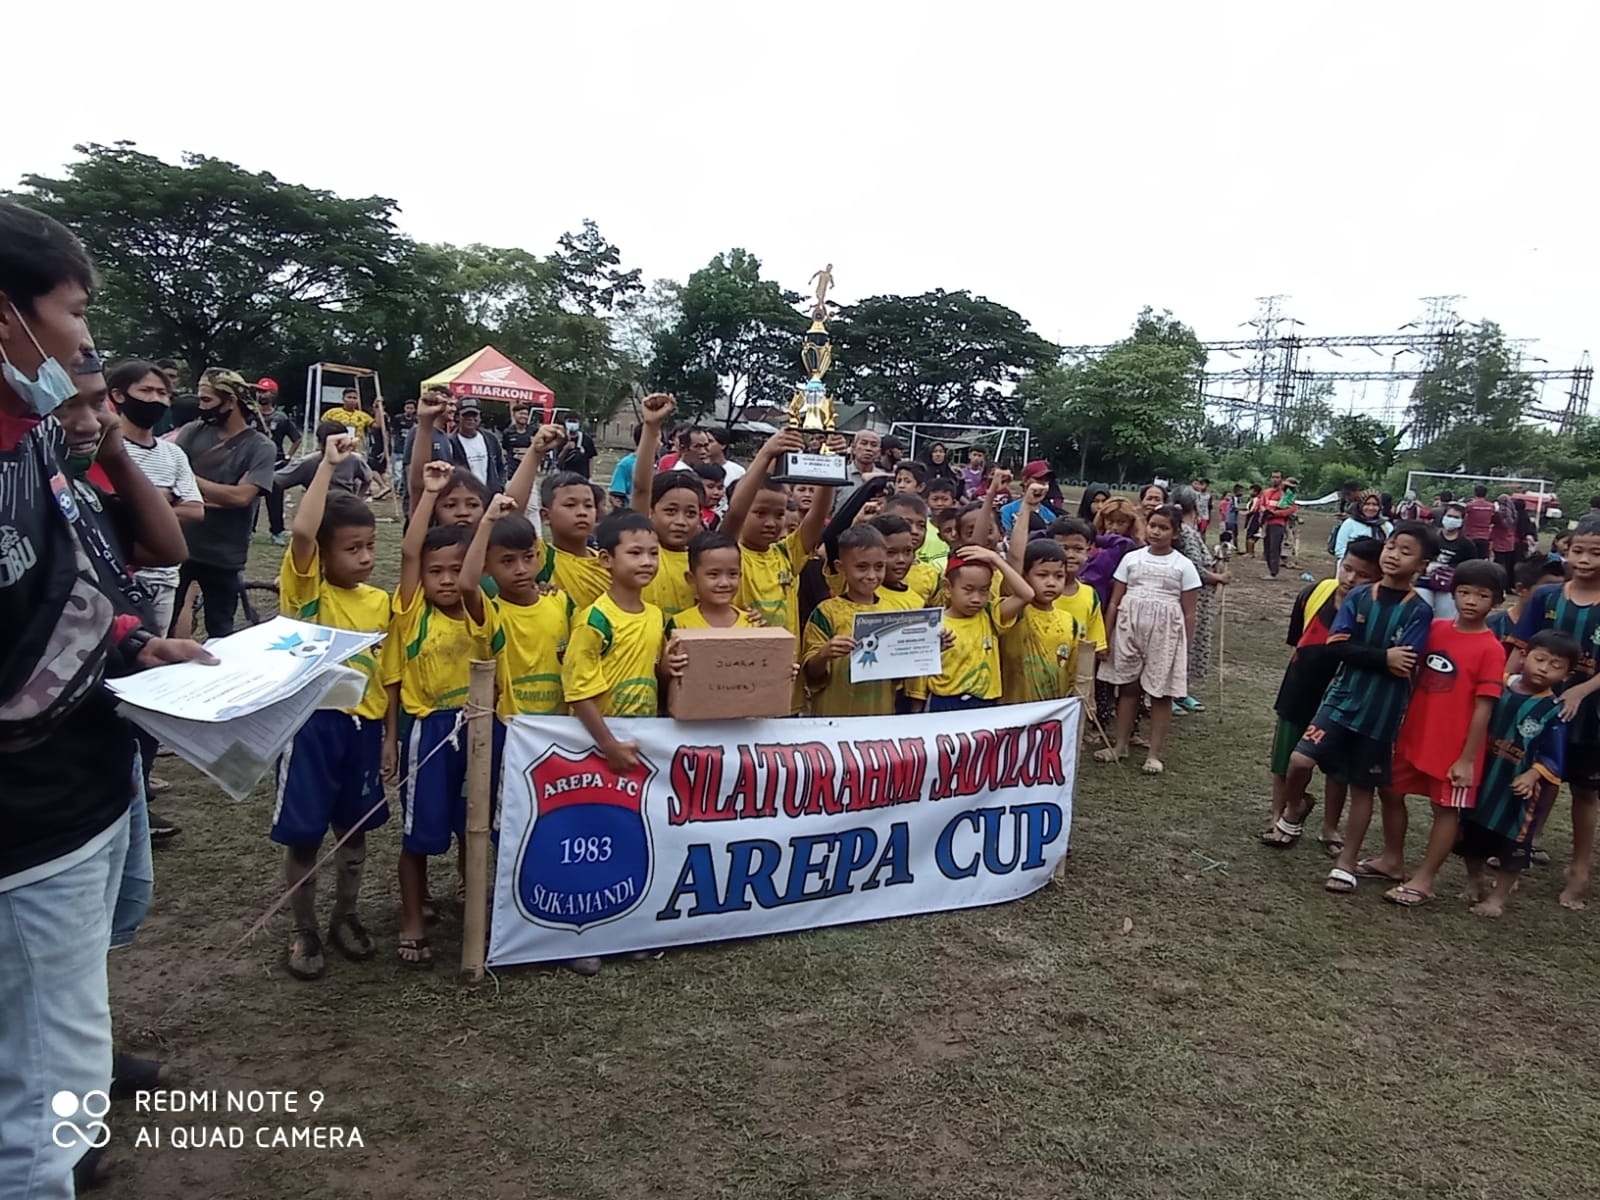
[7,1,1594,415]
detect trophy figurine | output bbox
[772,263,849,485]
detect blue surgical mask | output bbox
[1442,515,1464,531]
[0,303,77,417]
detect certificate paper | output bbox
[850,608,943,683]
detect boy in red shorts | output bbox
[1373,559,1508,905]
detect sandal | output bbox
[286,928,326,980]
[1141,757,1164,775]
[1262,816,1305,848]
[1316,836,1345,859]
[1131,734,1151,749]
[1092,747,1125,764]
[328,913,375,962]
[1384,884,1434,908]
[1531,846,1551,867]
[1325,868,1358,894]
[397,936,434,969]
[1355,859,1403,883]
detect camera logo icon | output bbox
[50,1090,111,1149]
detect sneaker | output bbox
[270,532,289,547]
[148,810,182,842]
[1177,696,1205,714]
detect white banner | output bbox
[488,699,1080,966]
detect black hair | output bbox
[314,419,347,446]
[1343,535,1384,566]
[421,524,471,555]
[1141,483,1170,505]
[0,202,96,315]
[1515,555,1566,590]
[1443,500,1467,517]
[1452,558,1506,602]
[441,468,490,507]
[1473,485,1488,498]
[540,470,594,509]
[652,469,705,507]
[1249,483,1262,494]
[1146,504,1183,534]
[1389,519,1440,560]
[835,525,886,560]
[691,461,725,484]
[488,514,538,551]
[868,513,912,539]
[596,510,655,553]
[934,507,961,528]
[894,460,928,486]
[883,492,929,518]
[1024,538,1069,571]
[317,492,375,546]
[1590,495,1600,509]
[1529,629,1581,668]
[687,528,739,568]
[926,478,959,498]
[1575,513,1600,540]
[1554,530,1573,546]
[630,423,642,447]
[1437,490,1453,503]
[754,473,788,497]
[1048,516,1095,541]
[956,500,985,523]
[155,358,178,372]
[106,359,164,398]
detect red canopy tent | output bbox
[421,346,555,417]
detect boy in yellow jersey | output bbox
[722,429,835,637]
[804,526,901,717]
[867,513,943,610]
[669,530,759,630]
[883,492,948,588]
[1046,516,1109,694]
[462,495,573,718]
[999,539,1081,704]
[274,435,390,981]
[565,511,688,771]
[498,422,611,611]
[382,462,492,969]
[909,546,1035,712]
[630,392,703,618]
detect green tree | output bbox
[831,290,1057,427]
[10,142,408,375]
[649,249,803,424]
[1025,308,1205,482]
[551,219,642,316]
[1322,413,1405,481]
[1408,320,1536,470]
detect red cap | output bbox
[255,377,279,393]
[1021,459,1052,481]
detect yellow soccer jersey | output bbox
[322,406,373,436]
[1000,602,1080,704]
[562,593,666,717]
[668,605,757,631]
[643,545,696,618]
[917,603,1015,700]
[736,529,808,637]
[802,597,898,717]
[905,561,943,606]
[874,583,927,612]
[537,541,611,611]
[383,588,490,718]
[469,592,573,718]
[278,547,390,720]
[1055,583,1107,684]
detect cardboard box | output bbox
[667,626,796,720]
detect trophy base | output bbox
[769,450,850,486]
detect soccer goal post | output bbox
[1405,470,1558,518]
[887,422,1032,470]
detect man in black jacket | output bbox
[450,398,504,493]
[0,201,214,1198]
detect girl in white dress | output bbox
[1095,505,1201,774]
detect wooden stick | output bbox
[460,660,496,983]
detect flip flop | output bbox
[1141,758,1164,775]
[1325,868,1358,894]
[1384,884,1434,908]
[397,937,434,969]
[1262,816,1304,848]
[1316,836,1345,858]
[1354,859,1403,882]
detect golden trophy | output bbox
[774,264,849,484]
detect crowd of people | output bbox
[4,195,1595,1197]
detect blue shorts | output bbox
[400,709,468,856]
[927,693,998,713]
[271,711,388,847]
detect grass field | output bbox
[105,494,1600,1200]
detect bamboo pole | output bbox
[460,660,496,983]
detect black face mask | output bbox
[119,395,169,430]
[198,402,231,426]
